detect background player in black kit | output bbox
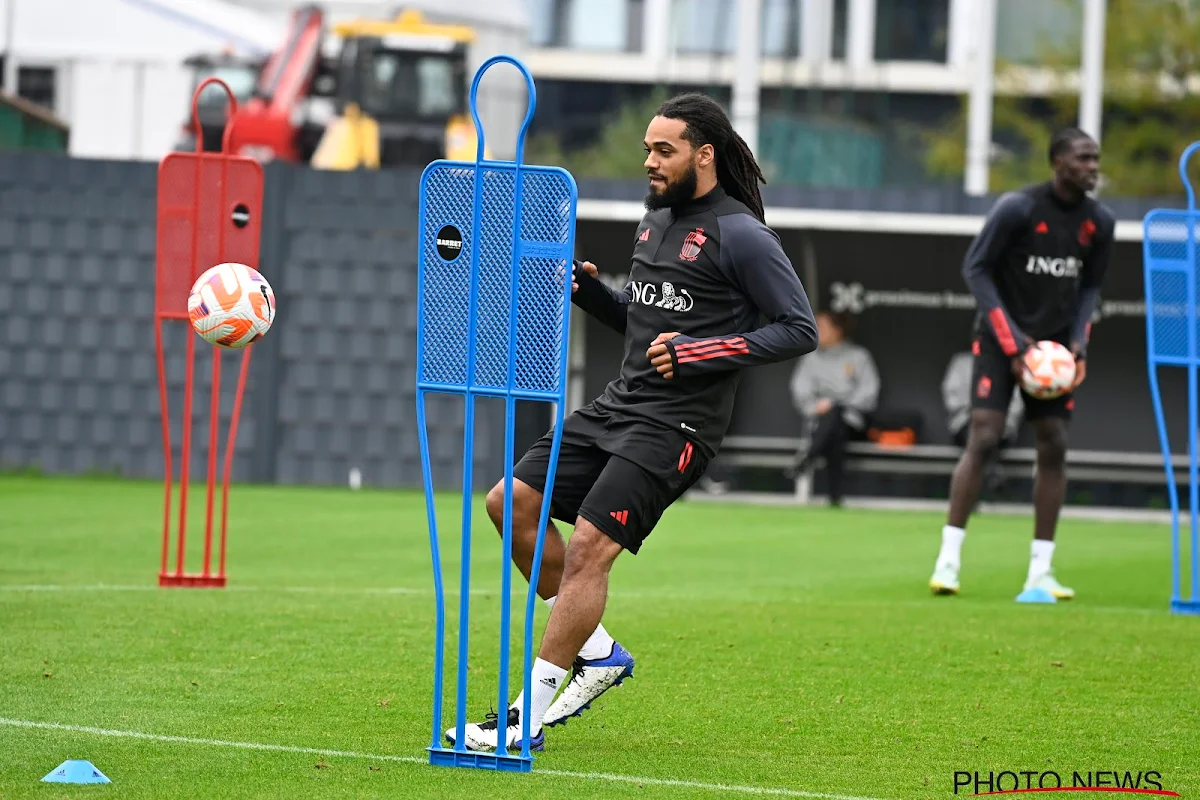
[929,128,1115,601]
[446,93,818,752]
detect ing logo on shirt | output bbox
[1024,255,1081,279]
[629,280,694,312]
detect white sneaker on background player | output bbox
[929,525,964,595]
[929,527,1075,599]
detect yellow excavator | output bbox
[311,9,487,169]
[211,7,485,169]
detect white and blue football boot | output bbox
[444,707,544,752]
[543,642,635,728]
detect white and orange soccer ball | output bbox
[187,262,275,349]
[1020,340,1076,400]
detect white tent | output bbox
[2,0,531,161]
[1,0,284,160]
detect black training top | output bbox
[571,185,818,458]
[963,180,1116,359]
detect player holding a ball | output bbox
[929,128,1115,601]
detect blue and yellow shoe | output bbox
[543,642,635,727]
[1017,570,1074,603]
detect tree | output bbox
[525,90,671,180]
[924,0,1200,196]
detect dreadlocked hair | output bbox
[656,92,767,222]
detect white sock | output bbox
[543,595,614,661]
[938,525,966,569]
[578,623,616,661]
[1029,540,1055,581]
[509,658,567,732]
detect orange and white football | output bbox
[1020,340,1076,400]
[187,262,275,349]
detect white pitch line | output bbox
[539,767,886,799]
[0,718,886,800]
[0,584,161,592]
[0,583,722,601]
[0,584,492,596]
[0,584,1173,615]
[0,717,425,764]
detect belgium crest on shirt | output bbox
[1078,218,1096,247]
[680,228,707,261]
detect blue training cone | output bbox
[41,759,111,784]
[1015,587,1058,604]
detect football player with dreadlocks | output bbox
[447,92,819,752]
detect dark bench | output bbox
[708,435,1190,505]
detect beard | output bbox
[644,162,699,211]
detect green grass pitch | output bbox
[1,475,1198,799]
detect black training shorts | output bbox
[970,332,1074,421]
[511,403,709,554]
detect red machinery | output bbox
[185,7,478,169]
[224,4,327,163]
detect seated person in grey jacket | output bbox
[788,311,880,506]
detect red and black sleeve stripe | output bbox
[672,336,751,365]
